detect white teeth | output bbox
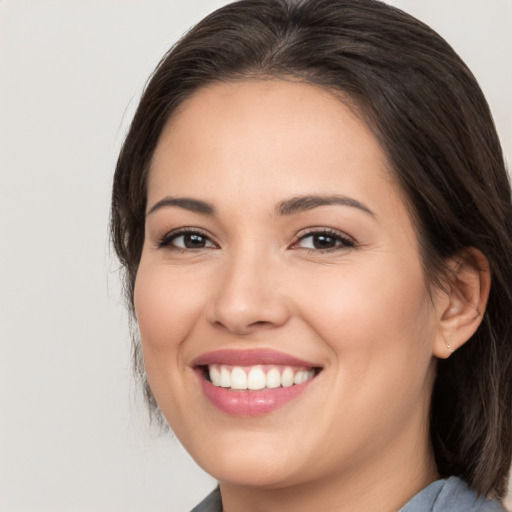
[220,366,231,388]
[231,366,247,390]
[281,367,294,387]
[208,364,316,390]
[294,370,314,384]
[294,370,306,385]
[209,365,221,386]
[266,368,281,389]
[247,367,266,390]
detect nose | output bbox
[206,249,291,335]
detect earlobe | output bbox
[433,248,491,359]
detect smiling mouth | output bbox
[193,349,323,414]
[200,364,321,391]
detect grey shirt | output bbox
[190,477,506,511]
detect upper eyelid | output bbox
[161,226,212,238]
[159,226,351,238]
[295,227,355,242]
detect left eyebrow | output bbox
[276,194,375,216]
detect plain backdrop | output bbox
[0,1,510,511]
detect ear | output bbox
[433,248,491,359]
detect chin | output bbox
[184,431,308,489]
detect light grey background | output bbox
[0,1,510,511]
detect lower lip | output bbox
[199,373,315,416]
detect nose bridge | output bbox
[207,240,289,334]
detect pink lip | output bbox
[192,349,321,417]
[192,349,318,367]
[199,378,314,416]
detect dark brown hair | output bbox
[111,0,512,497]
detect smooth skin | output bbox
[135,80,489,512]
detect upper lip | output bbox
[192,349,320,368]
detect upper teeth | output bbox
[208,365,315,390]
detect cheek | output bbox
[294,256,436,368]
[134,260,206,355]
[133,258,211,427]
[297,260,436,437]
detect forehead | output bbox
[148,79,401,219]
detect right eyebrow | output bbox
[146,196,216,216]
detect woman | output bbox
[110,0,512,510]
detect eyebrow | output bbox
[147,197,216,216]
[276,195,375,216]
[146,194,374,217]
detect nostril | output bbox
[210,319,276,334]
[248,320,273,328]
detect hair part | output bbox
[111,0,512,497]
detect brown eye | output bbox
[180,233,209,248]
[307,233,337,249]
[295,230,355,251]
[159,230,216,250]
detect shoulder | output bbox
[190,479,507,512]
[401,477,506,512]
[189,487,222,512]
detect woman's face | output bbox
[135,80,443,489]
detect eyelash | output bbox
[293,228,355,252]
[157,228,214,251]
[157,227,355,253]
